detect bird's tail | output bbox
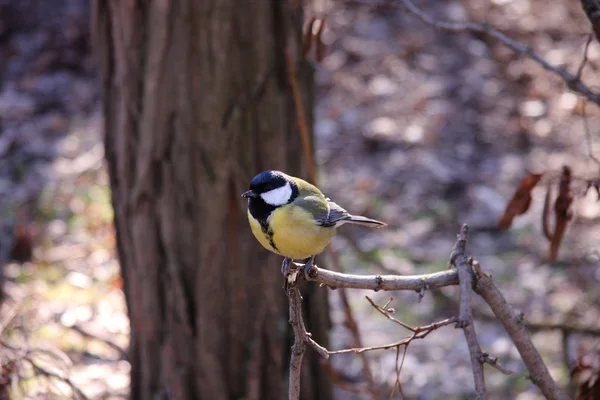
[343,215,387,228]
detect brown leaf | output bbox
[549,166,573,262]
[498,173,543,230]
[302,18,316,58]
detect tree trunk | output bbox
[91,1,331,399]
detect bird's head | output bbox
[242,170,299,207]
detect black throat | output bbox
[247,181,299,225]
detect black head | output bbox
[242,170,299,221]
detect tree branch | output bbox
[472,261,568,400]
[311,267,458,291]
[345,0,600,107]
[287,283,329,400]
[286,224,567,399]
[70,324,128,360]
[328,314,458,355]
[0,340,89,400]
[450,225,487,399]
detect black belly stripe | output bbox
[259,219,279,252]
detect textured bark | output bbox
[91,1,331,399]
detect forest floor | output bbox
[1,0,600,399]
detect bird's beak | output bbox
[242,190,258,199]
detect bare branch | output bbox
[329,317,457,355]
[472,261,568,400]
[576,34,593,80]
[346,0,600,107]
[365,296,416,331]
[449,225,473,327]
[312,267,458,291]
[286,282,329,400]
[287,225,567,399]
[0,340,89,400]
[288,286,306,400]
[27,359,89,400]
[463,324,487,400]
[70,324,128,360]
[525,320,600,336]
[480,353,514,375]
[449,225,487,399]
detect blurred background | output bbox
[1,0,599,399]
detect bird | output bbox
[242,170,387,278]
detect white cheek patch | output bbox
[261,182,292,206]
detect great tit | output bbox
[242,170,386,278]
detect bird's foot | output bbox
[281,257,292,277]
[300,256,316,280]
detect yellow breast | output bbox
[247,205,336,260]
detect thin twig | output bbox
[479,353,514,375]
[576,34,593,80]
[346,0,600,107]
[27,358,89,400]
[432,287,600,336]
[389,345,407,399]
[71,324,128,360]
[526,321,600,336]
[472,261,568,400]
[0,340,88,400]
[328,317,457,355]
[365,297,415,331]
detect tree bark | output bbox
[91,1,331,399]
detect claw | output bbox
[300,256,316,280]
[281,257,292,276]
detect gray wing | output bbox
[315,200,350,227]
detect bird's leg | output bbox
[300,256,316,280]
[281,257,292,277]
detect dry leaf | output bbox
[498,173,543,230]
[548,166,573,262]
